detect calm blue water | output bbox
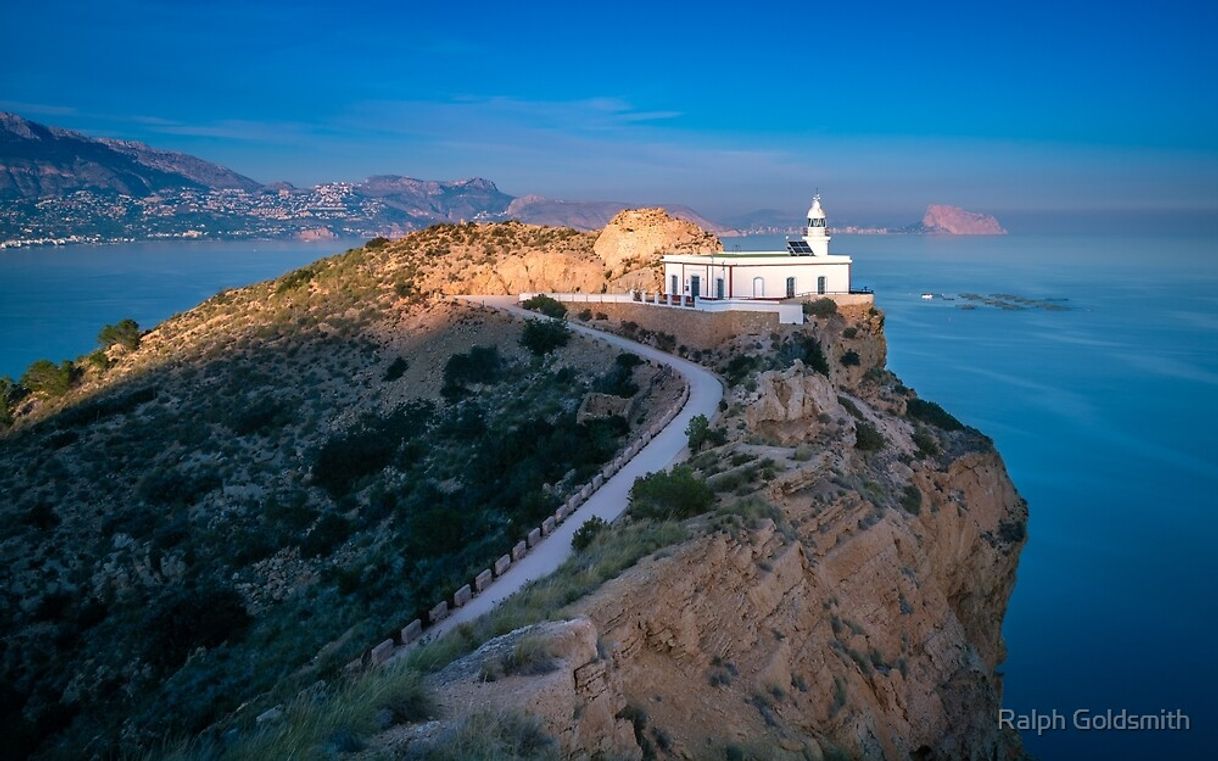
[745,232,1218,759]
[0,239,361,379]
[2,232,1216,758]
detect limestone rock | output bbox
[593,207,720,286]
[745,360,844,444]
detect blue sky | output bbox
[2,0,1216,224]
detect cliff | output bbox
[920,205,1007,235]
[366,298,1028,761]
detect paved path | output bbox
[411,295,724,646]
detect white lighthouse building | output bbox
[661,194,852,301]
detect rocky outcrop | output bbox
[593,208,720,289]
[920,205,1006,235]
[745,360,845,444]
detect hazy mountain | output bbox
[505,194,736,234]
[356,175,514,222]
[0,112,261,199]
[724,208,802,234]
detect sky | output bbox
[2,0,1217,226]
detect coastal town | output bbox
[0,183,410,248]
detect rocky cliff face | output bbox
[403,304,1027,761]
[920,205,1007,235]
[593,207,721,290]
[405,208,721,297]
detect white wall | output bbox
[662,257,851,299]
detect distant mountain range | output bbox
[0,112,261,199]
[0,112,1004,247]
[0,113,736,247]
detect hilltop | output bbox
[0,211,1026,760]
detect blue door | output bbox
[690,275,701,298]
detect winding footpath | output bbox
[411,295,724,646]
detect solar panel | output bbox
[787,239,813,255]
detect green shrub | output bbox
[854,421,885,451]
[723,354,763,386]
[594,352,641,397]
[842,326,859,339]
[911,428,940,457]
[442,345,502,399]
[21,359,74,397]
[145,585,251,669]
[572,516,608,550]
[905,398,964,431]
[97,318,141,351]
[777,335,830,376]
[900,484,923,514]
[840,350,861,367]
[365,236,390,249]
[228,396,292,436]
[84,348,111,371]
[300,513,353,558]
[0,376,17,426]
[384,356,409,381]
[629,466,714,520]
[520,320,570,356]
[577,309,593,321]
[276,263,319,293]
[686,414,711,452]
[136,466,221,508]
[803,298,838,318]
[313,402,434,496]
[521,294,568,319]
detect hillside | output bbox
[0,220,695,758]
[0,113,260,199]
[0,213,1026,760]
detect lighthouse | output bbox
[804,194,831,257]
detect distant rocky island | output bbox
[913,204,1007,235]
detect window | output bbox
[690,275,701,299]
[670,274,678,295]
[817,276,827,295]
[786,277,796,298]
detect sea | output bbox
[2,227,1216,759]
